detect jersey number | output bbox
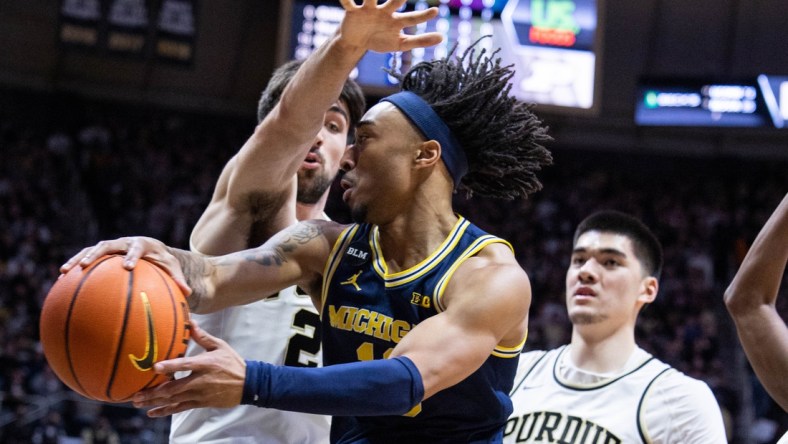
[284,309,321,367]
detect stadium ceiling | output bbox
[1,0,786,156]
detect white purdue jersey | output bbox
[170,285,330,444]
[504,345,726,444]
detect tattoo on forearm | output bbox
[242,222,324,267]
[168,247,211,311]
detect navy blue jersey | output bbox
[320,216,525,443]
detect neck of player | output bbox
[568,323,638,374]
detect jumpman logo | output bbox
[341,271,362,291]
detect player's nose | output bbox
[577,261,599,283]
[340,145,357,172]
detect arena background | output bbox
[0,1,786,443]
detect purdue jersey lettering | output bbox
[505,346,675,444]
[505,411,621,443]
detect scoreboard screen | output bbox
[635,75,788,129]
[278,0,604,114]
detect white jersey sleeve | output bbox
[640,368,728,444]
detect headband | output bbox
[380,91,468,188]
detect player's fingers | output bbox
[338,0,359,9]
[160,262,191,296]
[395,7,439,26]
[79,238,131,266]
[141,254,191,295]
[122,238,147,269]
[152,355,198,375]
[380,0,407,13]
[151,261,191,296]
[146,401,199,418]
[60,246,94,273]
[188,322,224,352]
[145,404,175,418]
[399,32,444,51]
[132,375,193,407]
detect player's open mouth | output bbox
[304,152,319,163]
[302,152,321,169]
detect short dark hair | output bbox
[573,210,664,279]
[257,60,366,135]
[388,40,553,199]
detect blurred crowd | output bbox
[1,88,786,443]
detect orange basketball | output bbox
[40,254,191,403]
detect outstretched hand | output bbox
[59,236,191,295]
[132,321,247,417]
[338,0,442,53]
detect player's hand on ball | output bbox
[131,321,247,417]
[60,236,191,295]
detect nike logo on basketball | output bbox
[129,291,157,371]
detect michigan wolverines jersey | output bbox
[321,216,524,443]
[504,346,727,444]
[170,285,330,444]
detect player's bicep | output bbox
[191,155,259,254]
[190,200,251,255]
[391,267,530,399]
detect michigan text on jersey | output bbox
[327,305,415,343]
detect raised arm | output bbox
[724,193,788,411]
[191,0,441,254]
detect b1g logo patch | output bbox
[410,292,432,308]
[345,240,370,266]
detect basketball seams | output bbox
[64,255,116,399]
[105,260,136,401]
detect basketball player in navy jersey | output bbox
[170,1,443,442]
[169,51,366,444]
[60,2,553,441]
[725,193,788,413]
[504,211,727,443]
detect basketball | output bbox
[40,254,191,403]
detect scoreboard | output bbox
[279,0,604,114]
[635,75,788,129]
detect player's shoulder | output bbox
[640,356,726,442]
[510,348,559,392]
[448,254,530,312]
[518,347,565,374]
[294,219,349,241]
[645,357,718,407]
[457,240,526,282]
[517,349,553,370]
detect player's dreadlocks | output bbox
[389,40,553,199]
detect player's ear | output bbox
[414,140,441,169]
[638,276,658,304]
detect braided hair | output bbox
[390,40,553,199]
